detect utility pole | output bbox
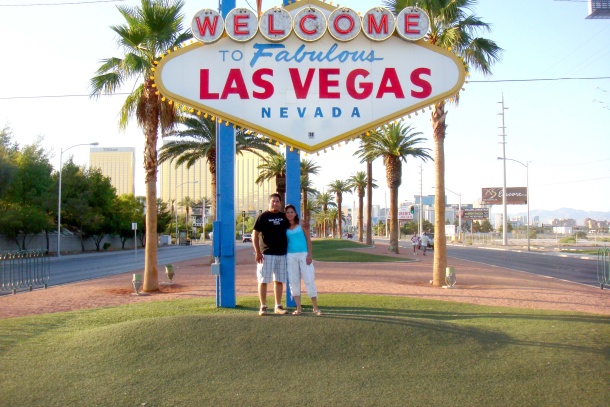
[498,93,509,246]
[418,163,423,236]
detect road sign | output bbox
[461,208,489,220]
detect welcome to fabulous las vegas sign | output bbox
[154,0,466,153]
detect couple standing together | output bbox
[252,193,321,316]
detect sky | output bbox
[0,0,608,216]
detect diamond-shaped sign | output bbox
[155,8,465,153]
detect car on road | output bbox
[242,233,252,243]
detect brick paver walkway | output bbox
[1,243,609,318]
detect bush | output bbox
[103,242,111,251]
[559,237,576,244]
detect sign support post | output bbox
[217,0,237,308]
[285,146,300,308]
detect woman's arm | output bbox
[302,226,313,265]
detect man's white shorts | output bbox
[256,254,287,284]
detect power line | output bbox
[0,93,130,100]
[0,0,125,6]
[470,76,610,83]
[2,77,610,100]
[537,176,610,187]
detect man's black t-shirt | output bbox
[253,211,288,255]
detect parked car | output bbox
[242,233,252,243]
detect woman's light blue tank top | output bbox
[287,225,308,253]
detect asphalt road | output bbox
[46,244,213,287]
[396,240,600,288]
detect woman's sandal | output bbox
[292,310,302,315]
[313,309,323,316]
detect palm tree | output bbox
[360,123,432,254]
[90,0,191,292]
[178,196,192,227]
[315,191,336,237]
[304,199,319,225]
[300,175,318,221]
[385,0,502,284]
[356,135,379,246]
[256,152,286,204]
[327,208,341,238]
[300,159,321,220]
[348,171,377,243]
[327,179,352,239]
[159,113,275,218]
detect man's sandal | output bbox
[274,305,289,315]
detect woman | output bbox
[411,233,420,255]
[285,204,321,316]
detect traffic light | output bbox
[409,205,414,214]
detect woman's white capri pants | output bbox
[286,252,317,298]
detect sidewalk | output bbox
[1,242,609,319]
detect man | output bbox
[253,193,289,316]
[420,232,429,256]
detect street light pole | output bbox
[175,180,198,245]
[57,142,98,257]
[498,157,530,251]
[498,94,509,246]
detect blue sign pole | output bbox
[216,0,237,308]
[285,147,300,307]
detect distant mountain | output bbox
[507,208,610,225]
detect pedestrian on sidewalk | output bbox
[420,232,430,256]
[411,233,420,255]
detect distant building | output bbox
[586,0,610,19]
[415,195,435,206]
[584,217,610,230]
[552,218,577,228]
[89,147,135,196]
[158,147,276,218]
[494,213,503,230]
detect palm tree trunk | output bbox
[337,195,342,238]
[302,189,308,221]
[207,153,216,219]
[389,186,399,254]
[144,179,159,291]
[142,79,159,292]
[276,175,286,205]
[432,101,447,287]
[358,192,364,243]
[386,157,401,254]
[366,161,373,246]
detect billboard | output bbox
[398,209,414,220]
[481,187,527,205]
[461,208,489,220]
[154,2,466,153]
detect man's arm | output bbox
[252,230,264,263]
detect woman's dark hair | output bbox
[284,204,299,224]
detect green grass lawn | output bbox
[559,249,606,255]
[1,295,608,406]
[312,239,412,262]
